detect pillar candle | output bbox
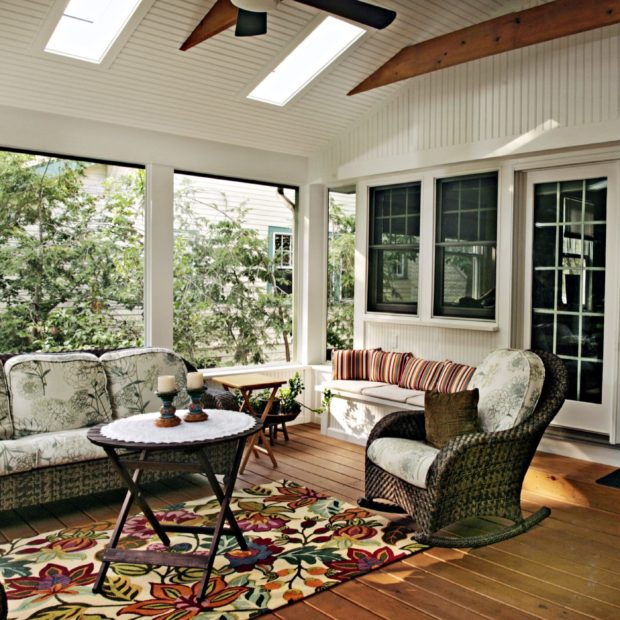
[187,372,204,390]
[157,375,176,393]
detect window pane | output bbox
[173,174,296,368]
[368,182,421,314]
[369,249,419,306]
[0,151,144,353]
[530,176,607,404]
[327,190,355,354]
[434,245,496,318]
[434,172,498,319]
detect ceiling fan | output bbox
[180,0,396,51]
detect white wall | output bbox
[309,24,620,368]
[310,25,620,184]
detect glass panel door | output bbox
[524,164,619,438]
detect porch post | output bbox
[297,183,328,364]
[144,164,174,348]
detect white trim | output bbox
[144,164,173,348]
[539,435,620,468]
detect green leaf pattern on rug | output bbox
[3,480,426,619]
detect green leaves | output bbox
[278,545,342,566]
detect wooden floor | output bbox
[2,423,620,619]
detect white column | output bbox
[297,183,328,364]
[144,164,174,348]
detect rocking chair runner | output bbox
[359,350,568,547]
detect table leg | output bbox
[239,387,278,473]
[194,440,247,551]
[93,448,153,593]
[196,436,249,600]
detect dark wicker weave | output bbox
[359,350,568,547]
[0,580,6,620]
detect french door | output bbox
[523,163,620,440]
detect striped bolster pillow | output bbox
[332,349,376,380]
[399,357,446,391]
[435,361,476,393]
[368,350,412,384]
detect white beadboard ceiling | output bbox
[0,0,537,157]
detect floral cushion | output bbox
[101,348,189,419]
[469,349,546,432]
[367,437,439,489]
[0,428,106,476]
[0,361,12,440]
[5,354,113,438]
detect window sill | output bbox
[362,312,499,332]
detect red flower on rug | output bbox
[326,546,407,580]
[6,562,97,602]
[119,577,249,619]
[265,484,329,510]
[19,535,97,556]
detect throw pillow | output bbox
[368,350,412,384]
[424,388,479,449]
[435,361,476,393]
[332,349,378,380]
[399,357,445,391]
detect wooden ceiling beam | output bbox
[349,0,620,95]
[180,0,237,51]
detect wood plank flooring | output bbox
[2,423,620,619]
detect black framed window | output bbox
[368,182,420,314]
[434,172,498,319]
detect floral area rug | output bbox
[1,480,427,619]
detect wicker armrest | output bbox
[427,424,534,489]
[366,410,426,448]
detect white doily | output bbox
[100,410,256,444]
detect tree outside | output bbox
[327,194,356,353]
[0,152,295,368]
[0,152,144,353]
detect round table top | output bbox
[87,410,261,450]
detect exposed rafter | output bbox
[180,0,238,51]
[349,0,620,95]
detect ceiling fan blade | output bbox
[294,0,395,29]
[235,9,268,36]
[180,0,238,51]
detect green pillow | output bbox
[424,388,479,449]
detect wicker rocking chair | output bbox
[359,350,568,548]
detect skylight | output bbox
[45,0,143,64]
[248,16,365,106]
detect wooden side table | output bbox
[87,411,260,602]
[211,373,285,474]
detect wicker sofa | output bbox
[0,347,237,511]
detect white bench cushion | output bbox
[361,384,425,404]
[5,353,113,437]
[0,428,106,476]
[469,349,545,432]
[367,437,439,489]
[322,379,388,395]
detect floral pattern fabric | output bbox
[367,437,439,488]
[5,354,113,438]
[101,348,190,419]
[1,479,426,619]
[468,348,546,432]
[0,428,106,476]
[0,361,13,440]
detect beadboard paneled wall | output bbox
[363,322,504,366]
[312,25,620,182]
